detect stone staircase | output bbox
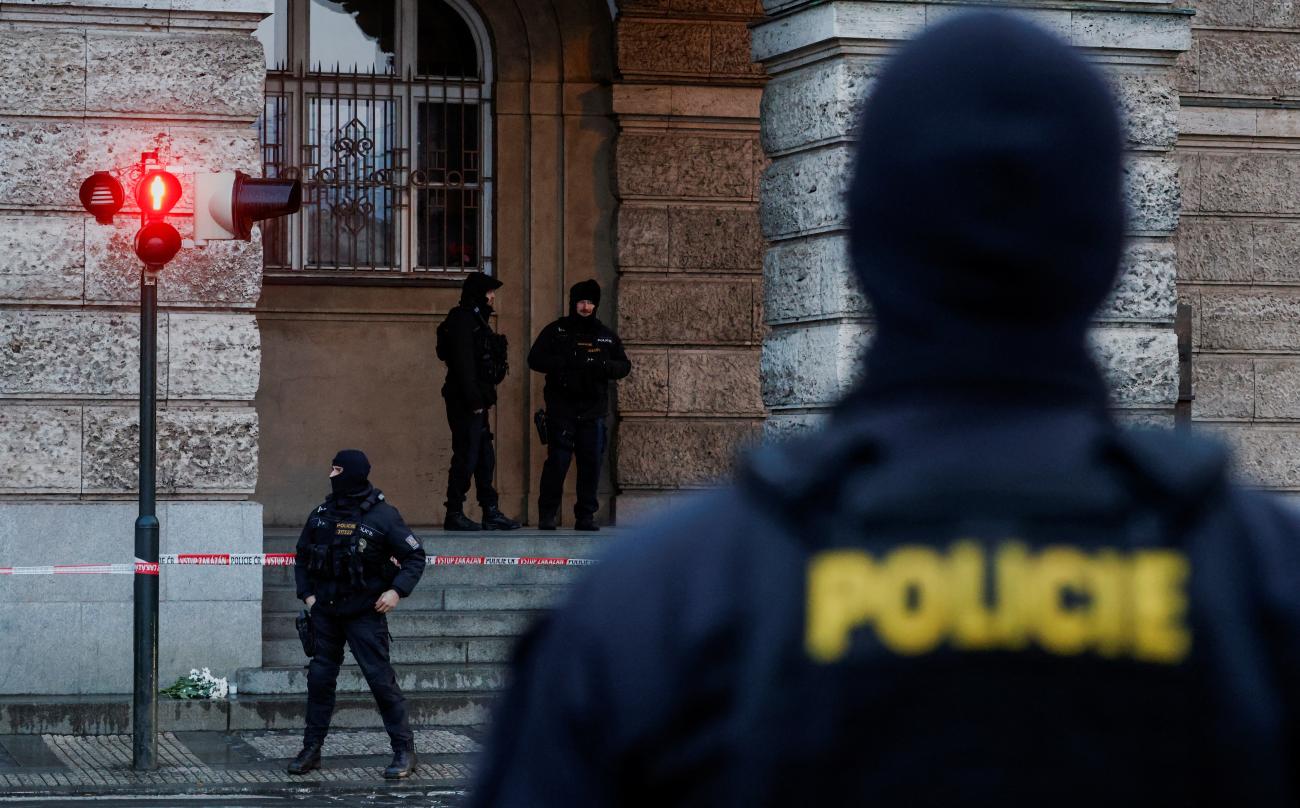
[233,529,612,726]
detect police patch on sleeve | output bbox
[406,535,420,549]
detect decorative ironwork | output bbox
[256,5,491,277]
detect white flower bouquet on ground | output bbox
[159,667,229,700]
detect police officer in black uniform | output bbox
[528,280,631,530]
[438,272,520,531]
[288,449,426,780]
[471,14,1300,807]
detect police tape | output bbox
[0,553,600,576]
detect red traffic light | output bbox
[134,221,182,268]
[135,170,182,219]
[79,171,125,225]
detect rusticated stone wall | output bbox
[0,1,269,694]
[1177,2,1300,491]
[612,0,769,520]
[753,1,1191,434]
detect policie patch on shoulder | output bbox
[406,535,420,549]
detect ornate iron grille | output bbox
[259,63,490,276]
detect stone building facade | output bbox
[3,0,1298,696]
[1177,0,1300,494]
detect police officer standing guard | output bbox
[528,279,631,530]
[438,272,521,531]
[289,450,426,780]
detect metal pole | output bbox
[132,266,160,771]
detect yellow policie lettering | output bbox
[805,543,1190,665]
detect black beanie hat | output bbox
[569,279,601,314]
[461,272,503,308]
[330,449,371,497]
[848,13,1124,403]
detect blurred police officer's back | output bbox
[470,13,1300,808]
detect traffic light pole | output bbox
[132,265,160,771]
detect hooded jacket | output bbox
[527,280,631,420]
[439,272,505,410]
[472,14,1300,807]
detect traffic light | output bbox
[78,171,125,224]
[132,170,183,269]
[195,170,301,242]
[135,170,181,219]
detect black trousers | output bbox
[538,415,606,519]
[444,403,498,513]
[304,607,412,749]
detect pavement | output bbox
[0,727,482,803]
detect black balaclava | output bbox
[568,279,601,331]
[848,13,1124,408]
[330,449,371,499]
[460,272,503,313]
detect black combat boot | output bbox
[383,746,417,780]
[574,515,600,532]
[481,505,521,531]
[287,741,323,775]
[538,509,558,530]
[443,511,481,531]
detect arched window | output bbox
[253,0,494,278]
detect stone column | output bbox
[0,1,269,694]
[611,1,769,520]
[753,1,1191,434]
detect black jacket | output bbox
[528,315,631,420]
[294,486,426,616]
[471,401,1300,807]
[440,303,499,411]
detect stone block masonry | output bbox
[612,0,768,520]
[752,1,1191,435]
[1177,0,1300,491]
[0,0,272,694]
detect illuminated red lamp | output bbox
[78,171,125,225]
[134,170,182,220]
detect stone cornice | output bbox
[752,1,1191,68]
[0,0,271,31]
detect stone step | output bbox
[263,610,542,639]
[262,529,616,559]
[0,693,494,735]
[262,635,514,666]
[262,584,570,613]
[262,561,588,587]
[236,663,509,695]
